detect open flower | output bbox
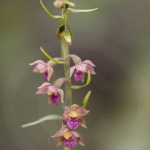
[64,54,96,82]
[70,60,96,82]
[29,60,54,82]
[29,58,63,82]
[51,127,85,147]
[62,104,89,129]
[36,78,70,105]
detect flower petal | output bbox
[56,136,64,147]
[57,89,64,103]
[76,107,90,116]
[53,78,70,88]
[51,128,70,138]
[38,82,52,89]
[29,60,46,66]
[85,64,96,74]
[69,66,76,77]
[70,131,85,146]
[47,66,54,81]
[65,54,82,65]
[82,60,95,67]
[36,87,48,94]
[77,117,87,128]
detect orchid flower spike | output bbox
[29,58,63,82]
[63,104,89,129]
[36,78,70,105]
[51,127,85,147]
[65,54,96,82]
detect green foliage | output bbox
[21,115,62,128]
[40,47,65,64]
[81,91,91,108]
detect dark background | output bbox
[1,0,150,150]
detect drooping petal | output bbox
[70,131,85,146]
[29,60,46,66]
[57,89,64,103]
[47,66,54,81]
[56,136,64,147]
[36,87,48,94]
[69,66,76,77]
[48,95,53,105]
[38,82,51,89]
[85,64,96,74]
[65,54,82,65]
[82,60,96,67]
[76,116,87,128]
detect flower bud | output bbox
[54,0,64,10]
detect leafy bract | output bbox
[67,8,98,13]
[40,0,62,19]
[81,91,91,108]
[21,114,62,128]
[40,47,65,64]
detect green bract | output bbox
[21,114,62,128]
[67,8,98,13]
[81,91,91,108]
[40,0,62,19]
[40,47,65,64]
[62,30,72,44]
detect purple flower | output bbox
[36,78,70,105]
[69,60,96,82]
[36,82,64,105]
[51,127,85,147]
[29,60,54,81]
[63,104,89,129]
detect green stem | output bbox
[61,6,72,107]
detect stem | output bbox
[61,6,72,107]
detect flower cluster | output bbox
[24,0,98,148]
[29,55,95,106]
[52,104,89,148]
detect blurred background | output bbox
[1,0,150,150]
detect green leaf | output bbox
[21,115,62,128]
[70,71,91,89]
[62,30,72,45]
[67,8,98,13]
[40,47,65,64]
[64,1,75,7]
[40,0,62,19]
[81,91,91,108]
[66,17,73,37]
